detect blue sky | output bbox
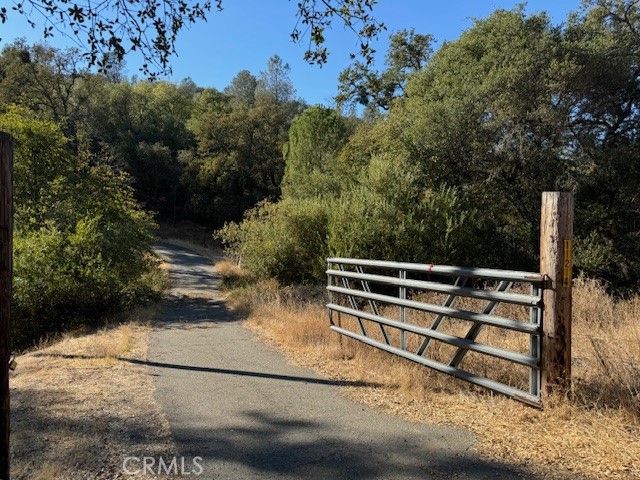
[2,1,583,105]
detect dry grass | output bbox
[572,277,640,417]
[214,260,252,290]
[222,271,640,480]
[9,304,179,480]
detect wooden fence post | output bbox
[0,132,13,480]
[540,191,573,401]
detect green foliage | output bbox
[3,3,640,295]
[282,105,349,199]
[573,232,619,280]
[355,3,640,286]
[220,151,479,283]
[561,1,640,285]
[257,55,296,103]
[328,155,477,265]
[0,41,87,137]
[81,79,196,215]
[0,42,304,229]
[183,91,292,226]
[403,7,569,225]
[181,59,307,227]
[224,2,640,290]
[225,70,258,108]
[0,108,156,347]
[0,106,76,228]
[336,29,434,113]
[217,199,329,284]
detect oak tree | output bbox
[336,29,433,113]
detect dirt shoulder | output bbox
[8,239,216,480]
[9,308,178,480]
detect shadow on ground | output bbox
[148,242,555,480]
[33,352,382,389]
[171,409,533,480]
[157,295,238,328]
[9,383,572,480]
[10,382,175,479]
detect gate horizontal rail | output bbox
[328,258,544,282]
[328,304,538,368]
[326,257,544,407]
[328,269,541,307]
[326,285,539,333]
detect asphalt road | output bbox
[150,242,529,480]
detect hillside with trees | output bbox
[1,0,639,348]
[221,1,640,291]
[0,44,306,346]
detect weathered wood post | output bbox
[539,191,573,401]
[0,132,12,480]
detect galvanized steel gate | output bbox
[326,258,545,406]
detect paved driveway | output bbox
[150,242,530,479]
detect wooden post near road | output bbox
[540,191,573,401]
[0,132,12,480]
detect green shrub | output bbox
[328,155,478,266]
[219,153,480,285]
[217,198,329,284]
[1,108,156,348]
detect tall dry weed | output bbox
[572,277,640,419]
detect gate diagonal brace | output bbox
[338,264,368,337]
[416,277,466,356]
[355,266,390,345]
[448,281,513,368]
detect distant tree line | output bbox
[0,41,304,345]
[0,42,304,225]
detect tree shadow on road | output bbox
[171,409,536,480]
[157,295,238,328]
[32,352,382,389]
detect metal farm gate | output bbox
[326,192,574,408]
[326,258,544,406]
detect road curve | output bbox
[150,242,529,480]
